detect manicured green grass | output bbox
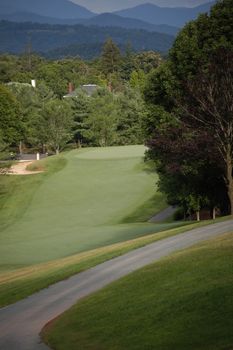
[0,221,204,306]
[43,232,233,350]
[0,145,183,272]
[0,156,66,232]
[121,192,167,223]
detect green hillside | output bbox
[43,232,233,350]
[0,146,181,272]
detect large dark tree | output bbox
[144,0,233,216]
[178,48,233,214]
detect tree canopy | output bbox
[144,0,233,217]
[0,84,21,145]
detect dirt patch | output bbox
[7,161,44,175]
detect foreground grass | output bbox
[0,222,195,307]
[0,217,228,307]
[43,232,233,350]
[0,219,227,307]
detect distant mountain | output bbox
[70,0,213,13]
[0,21,175,59]
[0,0,94,19]
[45,42,113,60]
[80,13,180,36]
[0,12,75,24]
[115,2,215,27]
[0,12,180,36]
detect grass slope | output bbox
[1,221,208,306]
[0,145,180,273]
[43,232,233,350]
[0,156,67,232]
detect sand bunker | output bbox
[7,161,43,175]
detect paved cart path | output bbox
[149,206,177,222]
[0,219,233,350]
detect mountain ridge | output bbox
[80,13,180,35]
[0,20,175,59]
[70,0,214,13]
[0,0,94,19]
[0,12,180,36]
[115,1,215,27]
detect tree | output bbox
[133,51,162,74]
[100,38,122,77]
[83,89,118,147]
[168,0,233,213]
[0,84,22,146]
[7,81,57,152]
[144,0,233,216]
[116,86,145,145]
[69,90,92,147]
[7,82,40,150]
[120,42,135,81]
[0,54,19,83]
[41,99,73,154]
[129,70,146,90]
[169,0,233,82]
[146,121,226,219]
[177,48,233,214]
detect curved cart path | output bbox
[149,205,177,222]
[0,219,233,350]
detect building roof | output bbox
[81,84,98,96]
[63,84,98,98]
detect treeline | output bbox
[0,20,174,59]
[0,40,161,156]
[143,0,233,218]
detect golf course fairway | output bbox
[0,146,182,273]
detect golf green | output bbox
[0,146,181,271]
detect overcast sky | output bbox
[71,0,212,13]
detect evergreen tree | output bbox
[100,38,122,77]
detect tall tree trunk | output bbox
[226,150,233,215]
[212,207,216,220]
[19,141,23,155]
[196,210,200,221]
[42,143,46,154]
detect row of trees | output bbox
[0,36,157,155]
[0,39,161,159]
[144,0,233,218]
[0,82,147,155]
[0,41,161,97]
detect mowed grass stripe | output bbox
[0,145,173,270]
[0,220,217,306]
[42,232,233,350]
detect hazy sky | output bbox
[71,0,212,13]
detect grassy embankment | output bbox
[1,221,212,307]
[0,145,173,272]
[0,145,224,306]
[0,155,66,232]
[43,232,233,350]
